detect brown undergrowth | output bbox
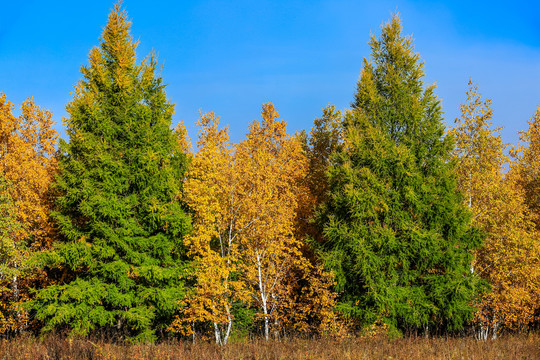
[0,333,538,360]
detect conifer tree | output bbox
[319,15,483,335]
[31,4,190,341]
[298,104,342,243]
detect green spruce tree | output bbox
[31,4,191,341]
[319,15,483,335]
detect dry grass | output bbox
[0,333,538,359]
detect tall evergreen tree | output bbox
[319,15,483,335]
[31,4,190,341]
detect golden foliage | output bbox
[172,103,339,342]
[276,262,342,337]
[169,111,247,344]
[513,107,540,225]
[449,80,540,336]
[235,103,338,340]
[174,120,192,155]
[0,94,58,333]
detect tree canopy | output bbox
[319,15,484,335]
[30,4,191,342]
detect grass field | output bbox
[0,334,538,359]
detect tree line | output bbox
[0,4,539,343]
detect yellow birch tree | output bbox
[449,81,540,339]
[172,104,339,341]
[0,94,58,333]
[514,107,540,226]
[234,103,310,340]
[169,112,250,344]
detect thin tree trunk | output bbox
[478,321,489,341]
[213,317,233,346]
[214,321,222,345]
[256,250,270,341]
[12,260,20,334]
[264,312,269,341]
[223,322,232,345]
[223,308,233,345]
[491,315,499,340]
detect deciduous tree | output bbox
[298,104,342,242]
[169,112,248,345]
[449,81,540,339]
[514,107,540,227]
[0,94,57,333]
[304,104,342,210]
[288,104,343,336]
[172,106,339,341]
[235,103,310,340]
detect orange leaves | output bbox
[173,111,243,344]
[473,168,540,333]
[0,93,57,334]
[232,103,339,340]
[513,107,540,223]
[0,94,57,248]
[173,103,338,342]
[450,81,540,336]
[232,104,308,340]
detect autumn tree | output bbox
[280,104,344,336]
[500,106,540,332]
[171,106,338,342]
[0,95,57,249]
[297,104,342,242]
[0,94,57,334]
[0,175,20,333]
[30,4,190,342]
[449,80,540,339]
[169,112,249,345]
[272,260,340,337]
[514,107,540,227]
[449,81,503,212]
[319,15,483,335]
[233,103,315,340]
[303,105,342,211]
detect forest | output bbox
[0,3,539,359]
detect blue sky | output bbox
[1,0,539,147]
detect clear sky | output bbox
[1,0,539,147]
